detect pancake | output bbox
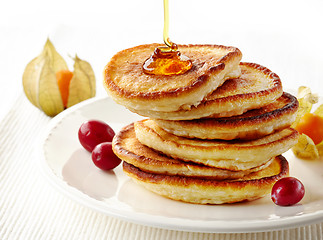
[130,62,283,120]
[154,92,299,140]
[104,43,242,112]
[123,155,289,204]
[112,123,274,180]
[134,119,299,170]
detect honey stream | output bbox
[143,0,192,76]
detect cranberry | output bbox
[271,177,305,206]
[78,120,115,152]
[91,142,121,170]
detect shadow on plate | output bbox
[62,149,118,200]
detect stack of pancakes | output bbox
[104,43,299,204]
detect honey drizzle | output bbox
[143,0,192,76]
[162,0,175,50]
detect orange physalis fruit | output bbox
[295,112,323,145]
[56,70,73,108]
[23,39,96,116]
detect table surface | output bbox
[1,0,323,239]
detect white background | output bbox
[1,0,323,121]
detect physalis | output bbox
[22,39,96,117]
[292,86,323,159]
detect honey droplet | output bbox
[143,46,192,76]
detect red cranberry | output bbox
[78,120,115,152]
[271,177,305,206]
[91,142,121,170]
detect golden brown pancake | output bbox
[131,62,283,120]
[112,123,273,180]
[123,155,289,204]
[134,119,299,170]
[104,43,242,112]
[154,92,299,140]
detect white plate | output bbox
[39,96,323,233]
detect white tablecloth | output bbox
[0,94,322,240]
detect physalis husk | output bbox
[67,55,96,108]
[292,86,323,159]
[292,134,319,159]
[22,39,95,117]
